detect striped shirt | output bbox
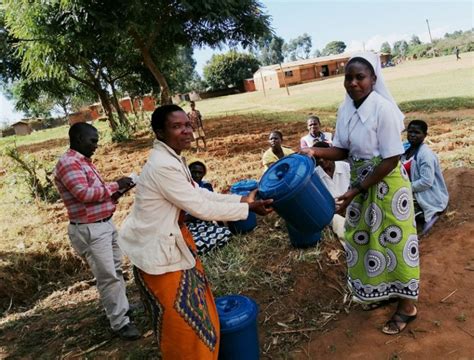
[54,149,119,223]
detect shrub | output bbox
[3,146,59,203]
[111,123,133,142]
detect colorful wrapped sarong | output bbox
[134,215,219,359]
[344,158,420,302]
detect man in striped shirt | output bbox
[54,122,140,340]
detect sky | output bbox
[1,0,473,124]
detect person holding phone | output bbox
[54,122,140,340]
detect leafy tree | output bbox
[392,40,409,57]
[410,35,422,46]
[203,51,260,90]
[380,42,392,54]
[312,49,322,58]
[283,33,312,61]
[321,41,346,56]
[113,0,271,104]
[254,34,285,65]
[3,1,138,130]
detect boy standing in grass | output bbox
[53,122,140,340]
[187,100,207,151]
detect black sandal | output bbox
[361,298,397,311]
[382,308,417,335]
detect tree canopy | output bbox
[254,34,285,66]
[380,41,392,54]
[321,41,346,56]
[283,33,312,61]
[2,0,271,130]
[203,51,260,90]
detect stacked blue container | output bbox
[258,154,335,248]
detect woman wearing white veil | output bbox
[301,52,419,335]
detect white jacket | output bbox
[119,140,248,275]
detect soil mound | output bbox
[443,167,474,214]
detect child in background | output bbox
[300,115,332,148]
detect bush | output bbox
[3,146,59,203]
[111,123,133,142]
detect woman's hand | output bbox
[335,188,359,215]
[241,189,273,216]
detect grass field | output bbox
[185,52,474,117]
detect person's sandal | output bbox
[382,308,417,335]
[361,298,397,311]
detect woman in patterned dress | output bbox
[119,105,272,358]
[301,53,419,335]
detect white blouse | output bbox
[333,91,404,160]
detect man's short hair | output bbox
[69,122,96,143]
[151,105,184,133]
[408,119,428,134]
[307,115,320,124]
[313,140,330,148]
[270,130,283,140]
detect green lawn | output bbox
[0,121,111,150]
[190,52,474,117]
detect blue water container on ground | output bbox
[286,222,322,248]
[258,154,335,234]
[216,295,259,360]
[228,180,258,234]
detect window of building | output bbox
[284,70,293,77]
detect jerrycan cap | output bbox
[216,295,258,333]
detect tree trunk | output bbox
[109,81,129,127]
[129,29,172,105]
[96,87,117,131]
[66,68,118,131]
[130,96,139,130]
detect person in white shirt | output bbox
[119,105,272,358]
[301,52,419,335]
[300,115,332,148]
[313,141,350,240]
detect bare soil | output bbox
[0,111,473,359]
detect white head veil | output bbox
[344,52,405,126]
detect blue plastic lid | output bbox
[258,154,315,200]
[216,295,259,333]
[230,179,258,196]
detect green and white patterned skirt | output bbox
[344,157,420,302]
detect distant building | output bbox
[68,110,93,125]
[253,52,391,91]
[11,121,32,136]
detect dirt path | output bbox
[292,168,474,359]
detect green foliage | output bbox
[111,123,133,143]
[283,33,312,61]
[254,34,285,65]
[399,97,474,113]
[203,51,260,90]
[3,145,59,203]
[410,35,421,46]
[321,40,347,56]
[380,41,391,54]
[392,40,409,57]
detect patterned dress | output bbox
[186,181,233,255]
[134,212,220,359]
[344,157,420,302]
